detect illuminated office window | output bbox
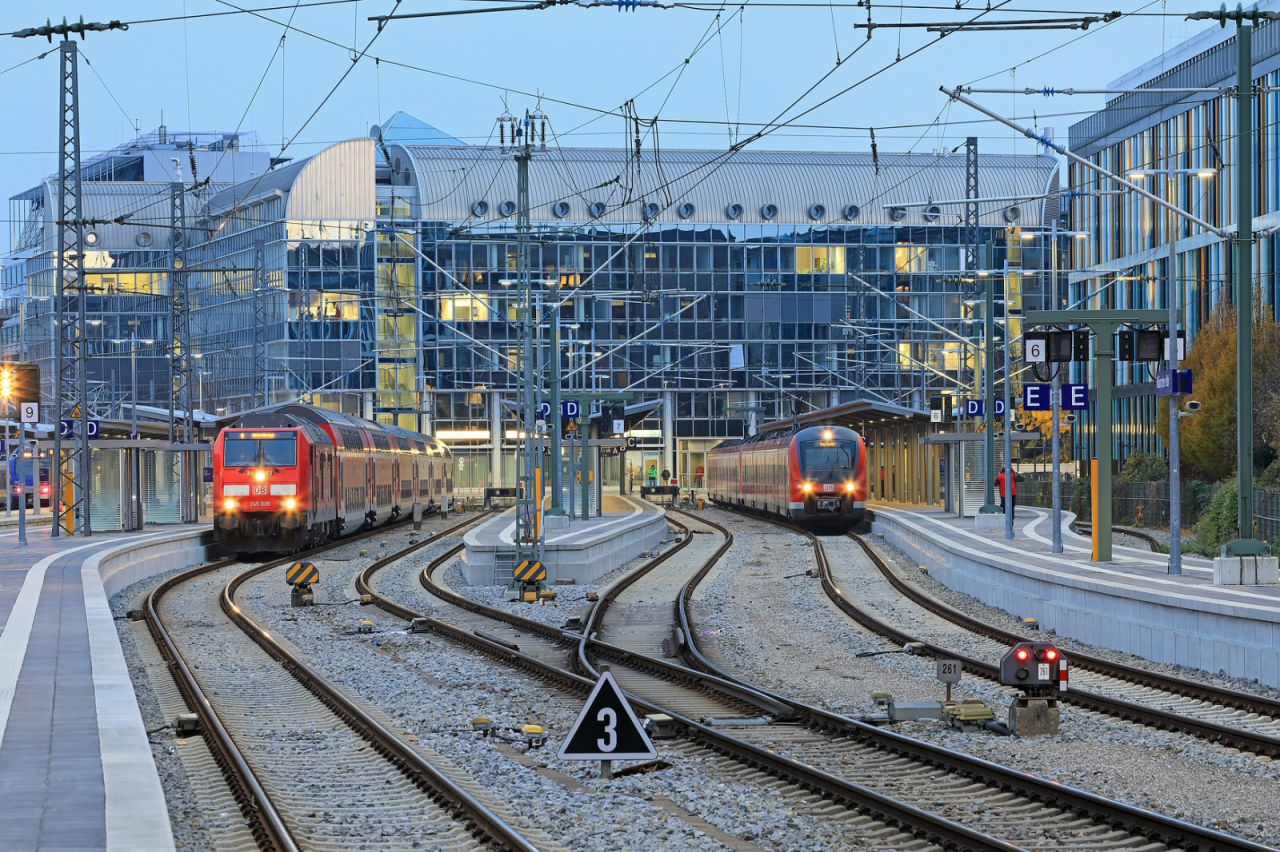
[894,245,926,273]
[440,294,490,322]
[795,246,845,274]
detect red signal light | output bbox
[1015,647,1030,662]
[1044,647,1059,662]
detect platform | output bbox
[872,505,1280,689]
[461,494,667,585]
[0,525,212,851]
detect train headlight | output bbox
[845,481,855,494]
[801,481,813,494]
[223,498,239,512]
[822,428,833,441]
[283,497,297,510]
[253,469,267,483]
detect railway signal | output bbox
[999,642,1066,736]
[558,670,657,778]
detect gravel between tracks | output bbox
[239,520,858,851]
[112,565,241,852]
[690,508,1280,846]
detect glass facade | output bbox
[1068,20,1280,464]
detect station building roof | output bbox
[759,400,932,435]
[394,145,1060,228]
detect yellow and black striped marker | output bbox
[513,559,546,583]
[286,561,320,586]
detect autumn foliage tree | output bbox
[1160,300,1280,480]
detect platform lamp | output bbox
[1126,166,1216,575]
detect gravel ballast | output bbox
[688,508,1280,846]
[236,520,862,850]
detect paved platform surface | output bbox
[463,494,668,585]
[872,504,1280,686]
[467,492,660,547]
[0,526,188,852]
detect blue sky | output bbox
[0,2,1217,212]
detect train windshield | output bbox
[798,440,855,481]
[224,432,297,467]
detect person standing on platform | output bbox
[997,466,1017,515]
[661,467,671,487]
[695,464,704,489]
[647,464,657,486]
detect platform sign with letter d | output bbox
[558,670,656,776]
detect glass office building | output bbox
[1068,17,1280,463]
[7,115,1061,493]
[2,128,271,418]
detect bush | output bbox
[1189,477,1238,556]
[1259,459,1280,491]
[1119,452,1169,482]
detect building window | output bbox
[894,245,926,273]
[796,246,845,274]
[440,294,490,322]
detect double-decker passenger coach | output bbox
[213,404,452,553]
[706,424,867,532]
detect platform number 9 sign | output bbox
[596,707,618,752]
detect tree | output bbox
[1160,300,1280,480]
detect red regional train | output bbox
[706,424,868,532]
[213,404,452,553]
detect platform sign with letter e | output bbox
[558,670,656,776]
[19,402,37,424]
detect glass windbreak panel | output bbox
[799,439,854,481]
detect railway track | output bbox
[360,511,1263,850]
[1074,521,1164,552]
[716,505,1280,760]
[143,518,536,852]
[358,523,1008,850]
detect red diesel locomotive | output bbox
[706,424,868,532]
[213,404,452,552]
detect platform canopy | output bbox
[759,399,931,434]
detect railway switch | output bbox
[358,620,374,634]
[472,716,496,735]
[643,714,679,739]
[1000,642,1065,737]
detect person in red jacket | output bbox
[996,466,1017,514]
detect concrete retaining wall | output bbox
[97,528,215,598]
[873,510,1280,687]
[462,513,668,586]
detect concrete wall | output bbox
[97,529,214,599]
[462,512,667,586]
[874,510,1280,687]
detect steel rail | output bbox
[221,513,536,852]
[145,555,298,852]
[143,522,403,852]
[1074,520,1164,552]
[849,522,1280,749]
[686,507,1269,852]
[356,520,1020,852]
[148,513,537,852]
